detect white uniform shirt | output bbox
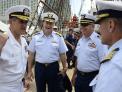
[93,39,122,92]
[28,31,68,63]
[0,29,28,86]
[75,32,107,72]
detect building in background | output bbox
[0,0,38,23]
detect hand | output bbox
[71,45,75,50]
[58,68,67,76]
[24,79,31,91]
[71,74,77,86]
[26,71,34,81]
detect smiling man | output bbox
[27,12,68,92]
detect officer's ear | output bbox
[108,18,117,33]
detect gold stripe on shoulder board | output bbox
[55,32,62,37]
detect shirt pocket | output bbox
[35,41,44,49]
[1,45,18,65]
[9,50,20,64]
[51,42,59,50]
[35,41,44,46]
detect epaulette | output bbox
[55,32,62,37]
[33,32,40,36]
[100,48,119,64]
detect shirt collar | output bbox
[90,31,98,40]
[82,31,97,41]
[8,28,22,47]
[52,31,56,37]
[40,31,54,38]
[109,39,122,52]
[8,28,16,44]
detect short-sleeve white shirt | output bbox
[28,31,68,63]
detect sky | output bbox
[70,0,93,17]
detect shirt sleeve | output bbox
[28,36,36,53]
[59,37,68,54]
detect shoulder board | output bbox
[33,32,40,36]
[55,32,62,37]
[101,48,119,64]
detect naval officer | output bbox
[71,13,107,92]
[91,1,122,92]
[27,12,68,92]
[0,5,31,92]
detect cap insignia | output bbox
[23,8,30,16]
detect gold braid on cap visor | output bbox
[44,17,55,22]
[96,13,109,21]
[10,14,29,20]
[80,20,94,24]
